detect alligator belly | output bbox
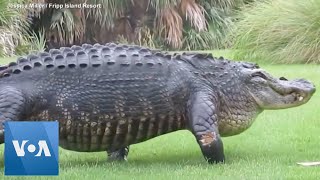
[58,114,186,152]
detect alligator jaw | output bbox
[267,78,316,109]
[248,73,316,110]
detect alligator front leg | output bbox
[188,91,225,164]
[0,86,25,144]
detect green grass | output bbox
[0,57,16,65]
[0,54,319,179]
[231,0,320,64]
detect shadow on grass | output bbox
[56,148,279,169]
[0,149,275,173]
[0,138,283,171]
[0,149,221,171]
[58,152,204,168]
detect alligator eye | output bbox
[279,77,288,81]
[251,72,268,79]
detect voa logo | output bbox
[12,140,51,157]
[4,121,59,176]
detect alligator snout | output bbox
[268,77,316,104]
[291,79,316,95]
[278,78,316,95]
[259,77,316,109]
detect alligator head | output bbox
[179,54,316,110]
[178,54,316,136]
[244,68,316,110]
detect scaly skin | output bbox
[0,43,316,163]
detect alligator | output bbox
[0,43,316,163]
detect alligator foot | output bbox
[107,146,130,162]
[197,133,225,164]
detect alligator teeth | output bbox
[298,96,304,101]
[292,92,304,101]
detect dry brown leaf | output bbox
[180,0,207,32]
[157,7,183,49]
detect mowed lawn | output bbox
[0,53,319,179]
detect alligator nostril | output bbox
[279,77,288,81]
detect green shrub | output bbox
[231,0,320,64]
[0,0,36,57]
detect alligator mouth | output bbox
[249,72,315,109]
[288,91,306,102]
[271,77,315,104]
[289,92,308,103]
[293,92,305,101]
[272,88,306,105]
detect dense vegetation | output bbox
[0,0,320,64]
[0,0,47,56]
[231,0,320,64]
[0,0,26,56]
[28,0,247,50]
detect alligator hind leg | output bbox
[107,146,130,161]
[0,86,25,144]
[188,91,225,164]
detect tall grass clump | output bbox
[231,0,320,64]
[0,0,36,57]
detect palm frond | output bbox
[49,8,82,46]
[28,28,46,52]
[180,0,207,32]
[156,7,183,49]
[135,26,162,48]
[25,0,47,18]
[87,0,128,29]
[199,0,245,11]
[0,28,16,56]
[182,28,216,50]
[149,0,181,17]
